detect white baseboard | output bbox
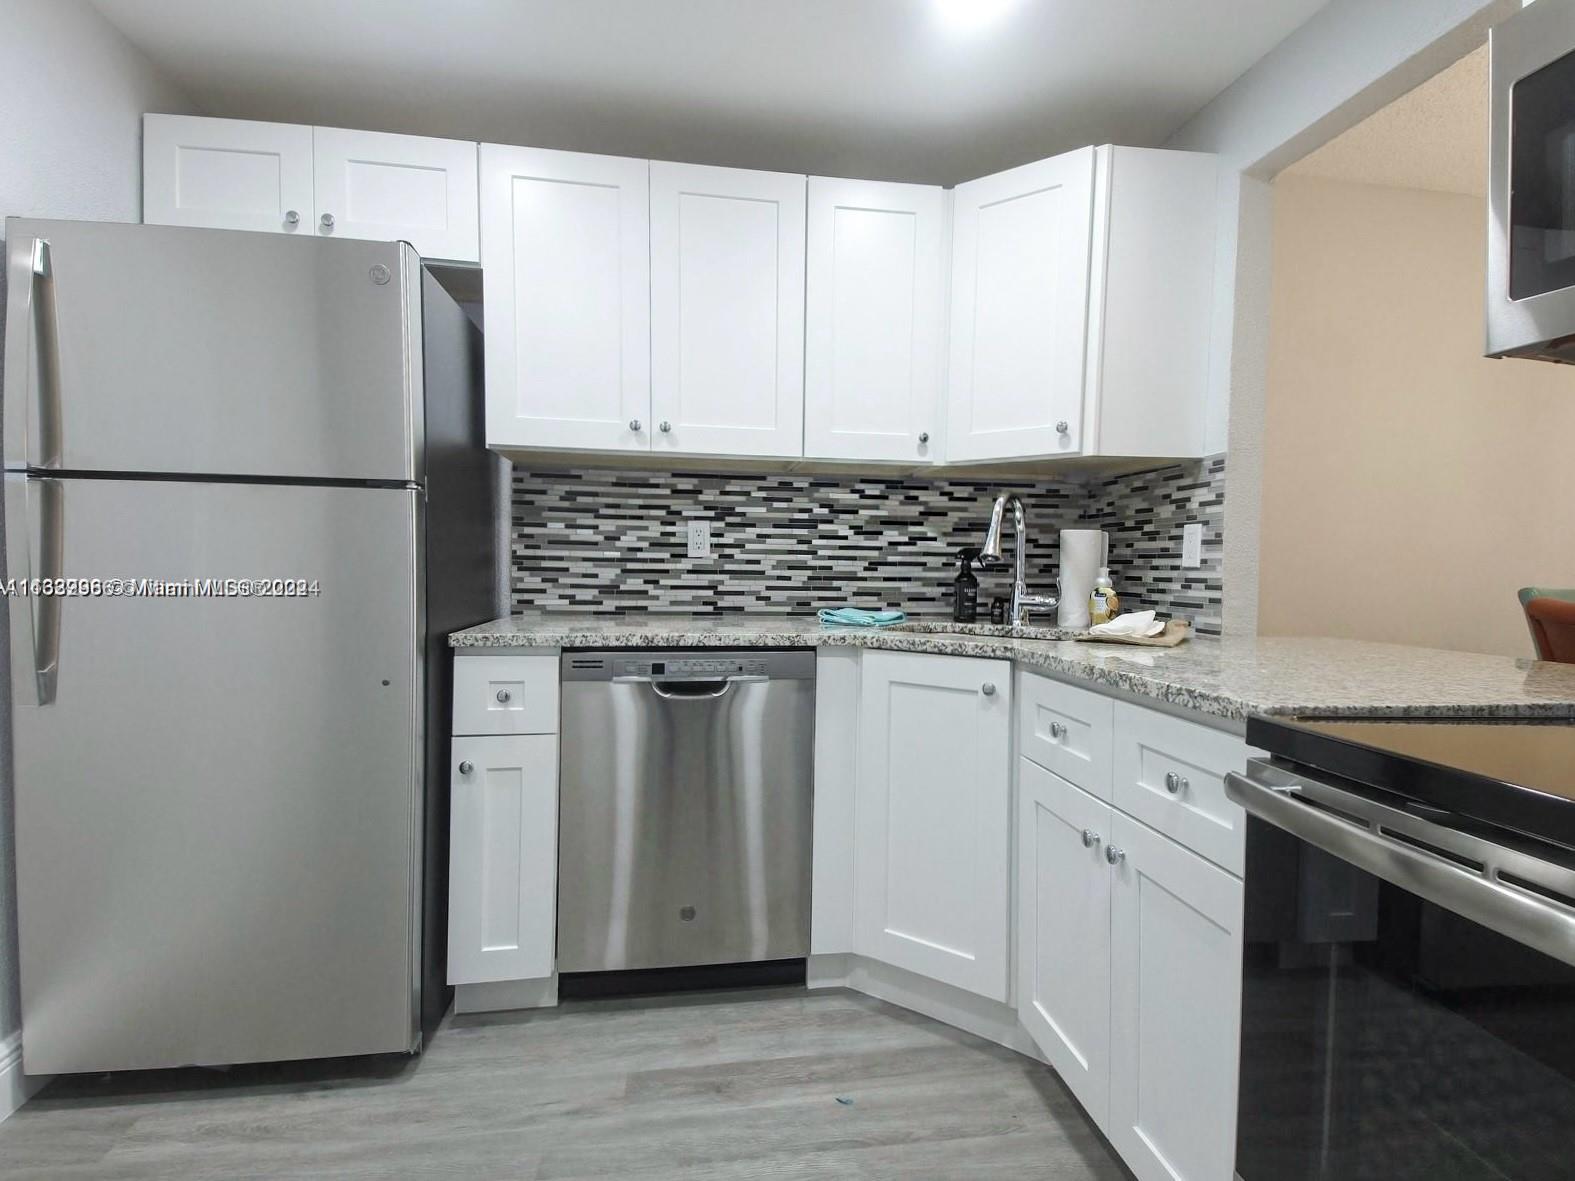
[807,954,1045,1063]
[453,974,559,1014]
[0,1033,49,1126]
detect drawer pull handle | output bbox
[1105,845,1126,866]
[1080,829,1100,849]
[458,761,474,775]
[496,688,513,704]
[1164,771,1188,795]
[981,682,996,697]
[1049,722,1067,740]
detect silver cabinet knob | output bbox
[919,432,930,444]
[659,421,672,433]
[458,761,474,775]
[1049,721,1067,740]
[1055,420,1070,434]
[981,682,996,697]
[496,689,512,704]
[1164,771,1188,795]
[1080,829,1100,849]
[629,419,642,432]
[1105,844,1126,866]
[283,209,300,227]
[320,213,335,231]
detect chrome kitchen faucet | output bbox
[981,494,1059,627]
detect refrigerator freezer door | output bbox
[7,475,423,1072]
[2,219,422,482]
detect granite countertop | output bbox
[450,613,1575,723]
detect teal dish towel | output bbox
[817,607,907,629]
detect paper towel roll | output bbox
[1058,529,1106,629]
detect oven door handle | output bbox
[1225,768,1575,971]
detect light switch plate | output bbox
[687,520,712,559]
[1181,522,1203,568]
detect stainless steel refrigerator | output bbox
[2,218,497,1074]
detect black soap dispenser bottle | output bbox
[953,547,981,623]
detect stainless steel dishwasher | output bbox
[557,649,815,974]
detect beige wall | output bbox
[1259,175,1575,658]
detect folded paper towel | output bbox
[1088,609,1165,638]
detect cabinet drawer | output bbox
[452,654,559,735]
[1017,672,1114,798]
[1112,702,1249,875]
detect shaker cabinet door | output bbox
[650,161,806,457]
[946,148,1095,462]
[313,127,478,261]
[1108,810,1243,1181]
[854,651,1011,1001]
[447,734,560,985]
[480,145,651,452]
[804,177,946,463]
[143,114,314,236]
[1017,759,1114,1128]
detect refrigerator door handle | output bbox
[15,478,64,706]
[3,236,62,470]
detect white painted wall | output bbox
[0,0,195,1109]
[1164,0,1519,636]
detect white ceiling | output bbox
[1283,44,1488,197]
[92,0,1329,185]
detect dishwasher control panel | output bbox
[562,649,816,682]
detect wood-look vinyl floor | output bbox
[0,987,1130,1180]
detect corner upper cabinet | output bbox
[946,145,1217,463]
[313,127,478,261]
[480,146,651,452]
[143,115,314,235]
[804,178,947,464]
[650,162,806,457]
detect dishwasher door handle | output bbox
[629,674,769,700]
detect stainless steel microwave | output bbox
[1488,0,1575,362]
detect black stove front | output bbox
[1231,715,1575,1181]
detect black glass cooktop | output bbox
[1246,715,1575,851]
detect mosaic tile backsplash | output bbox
[510,457,1226,634]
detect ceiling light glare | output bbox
[932,0,1019,34]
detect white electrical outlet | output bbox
[1181,522,1203,568]
[686,520,712,559]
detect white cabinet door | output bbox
[946,148,1095,462]
[1017,759,1113,1128]
[447,734,559,985]
[650,161,805,457]
[143,114,314,235]
[804,177,945,463]
[1108,811,1243,1181]
[480,146,651,452]
[855,651,1011,1001]
[312,127,478,261]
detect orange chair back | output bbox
[1523,596,1575,664]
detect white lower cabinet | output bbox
[1107,810,1243,1181]
[447,733,559,985]
[854,650,1012,1001]
[1017,759,1112,1125]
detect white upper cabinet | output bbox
[481,146,651,452]
[947,145,1216,463]
[312,127,478,261]
[946,148,1096,463]
[143,115,314,235]
[855,651,1012,1002]
[650,162,806,458]
[144,115,479,261]
[804,178,947,464]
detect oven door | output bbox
[1489,0,1575,360]
[1226,763,1575,1181]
